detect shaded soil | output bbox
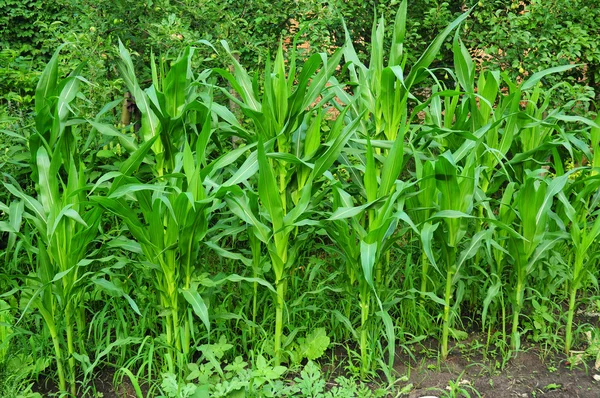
[91,369,139,398]
[33,339,600,397]
[392,344,599,397]
[33,368,140,397]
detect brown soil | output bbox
[33,351,600,397]
[33,334,600,397]
[33,368,140,397]
[91,368,139,398]
[393,344,599,398]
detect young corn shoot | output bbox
[215,38,359,366]
[325,129,416,378]
[558,172,600,354]
[421,152,476,360]
[94,44,262,370]
[333,2,472,292]
[2,46,104,395]
[507,172,570,352]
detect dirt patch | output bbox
[32,336,600,397]
[33,368,141,397]
[90,368,139,398]
[393,343,599,398]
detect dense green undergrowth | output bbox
[1,1,600,397]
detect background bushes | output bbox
[1,1,598,105]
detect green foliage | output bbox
[322,0,461,65]
[0,49,39,109]
[163,354,384,398]
[0,0,65,57]
[293,328,331,362]
[0,300,12,363]
[1,1,600,397]
[469,0,600,107]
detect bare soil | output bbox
[33,341,600,397]
[392,343,599,398]
[33,368,140,397]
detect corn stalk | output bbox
[324,127,416,377]
[2,46,103,395]
[557,171,600,354]
[216,38,358,365]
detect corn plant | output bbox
[0,47,107,395]
[225,113,362,366]
[335,1,470,140]
[435,44,584,353]
[330,4,472,300]
[504,67,581,184]
[214,36,343,146]
[419,152,480,359]
[406,158,436,301]
[450,38,517,196]
[91,45,262,370]
[494,173,570,351]
[478,181,515,347]
[215,38,364,366]
[449,42,578,188]
[557,172,600,354]
[93,146,210,368]
[324,131,415,377]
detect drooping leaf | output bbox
[181,288,210,334]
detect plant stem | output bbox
[172,301,181,352]
[441,274,454,359]
[65,308,76,396]
[77,303,86,354]
[44,310,67,394]
[51,334,68,393]
[376,250,390,287]
[420,251,429,301]
[360,285,370,378]
[183,314,190,356]
[162,291,174,372]
[566,250,584,354]
[501,296,506,347]
[252,278,258,337]
[565,284,578,354]
[273,279,285,365]
[249,230,260,338]
[511,278,524,352]
[441,247,456,360]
